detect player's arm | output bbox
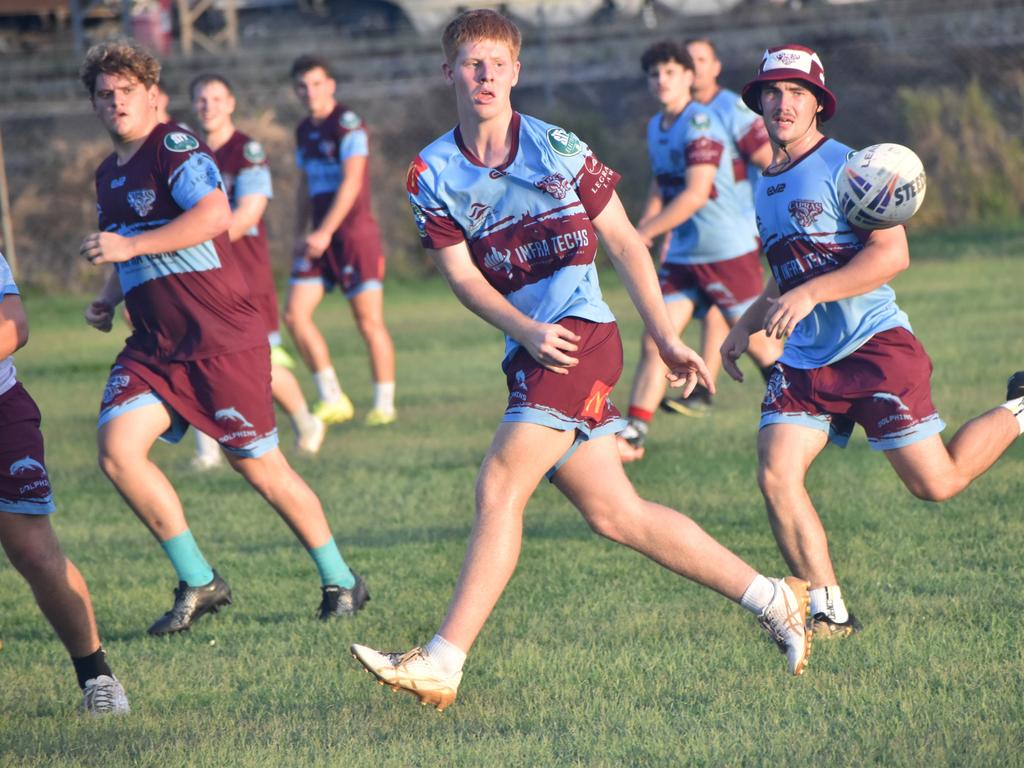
[0,292,29,357]
[636,164,716,243]
[228,193,268,241]
[636,178,663,228]
[428,241,581,375]
[80,190,232,266]
[763,225,909,340]
[593,191,713,395]
[721,278,780,382]
[304,154,366,259]
[84,270,124,332]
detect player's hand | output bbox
[523,322,580,375]
[763,287,815,340]
[304,229,331,260]
[634,222,655,248]
[659,340,715,397]
[721,325,751,382]
[84,300,114,332]
[80,232,136,265]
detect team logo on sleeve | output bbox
[788,199,824,227]
[534,172,571,200]
[340,110,361,130]
[546,127,582,157]
[406,156,428,194]
[127,189,157,217]
[410,201,428,238]
[243,141,266,163]
[164,132,199,152]
[690,113,711,130]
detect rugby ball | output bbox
[837,143,926,229]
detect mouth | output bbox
[474,88,496,104]
[772,114,796,130]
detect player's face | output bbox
[686,42,721,94]
[92,72,159,143]
[645,60,692,110]
[293,67,336,117]
[192,81,235,134]
[444,39,520,122]
[759,80,822,144]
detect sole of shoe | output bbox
[783,576,812,676]
[350,647,454,712]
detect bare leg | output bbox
[0,513,101,657]
[283,281,332,374]
[98,403,188,542]
[885,410,1019,501]
[554,434,757,600]
[349,288,395,385]
[699,305,729,387]
[225,447,333,549]
[757,424,835,588]
[270,361,309,416]
[436,422,576,652]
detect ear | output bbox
[442,61,454,86]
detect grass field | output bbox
[1,229,1022,767]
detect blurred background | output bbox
[0,0,1020,291]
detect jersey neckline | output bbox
[761,136,830,178]
[453,112,522,171]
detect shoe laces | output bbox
[83,676,122,713]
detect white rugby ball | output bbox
[837,143,926,229]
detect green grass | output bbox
[1,231,1022,767]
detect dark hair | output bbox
[683,37,718,58]
[640,41,693,74]
[189,73,234,100]
[291,54,333,80]
[80,39,161,96]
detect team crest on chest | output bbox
[127,189,157,217]
[788,199,824,227]
[319,139,336,158]
[164,132,199,152]
[535,172,571,200]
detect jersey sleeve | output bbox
[0,253,18,297]
[235,140,273,200]
[683,110,726,167]
[406,156,464,249]
[160,132,225,212]
[733,103,770,162]
[338,109,370,161]
[543,125,621,219]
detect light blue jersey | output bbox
[705,87,769,200]
[647,102,759,264]
[0,253,18,398]
[408,112,621,369]
[756,137,911,368]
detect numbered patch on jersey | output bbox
[547,127,581,157]
[340,110,361,130]
[243,141,266,163]
[690,113,711,130]
[164,132,199,152]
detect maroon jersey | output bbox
[215,130,278,331]
[295,103,377,235]
[95,122,264,362]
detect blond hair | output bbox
[441,9,521,64]
[80,39,161,96]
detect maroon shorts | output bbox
[98,345,278,458]
[503,317,625,438]
[759,327,945,450]
[0,382,55,515]
[290,220,386,298]
[659,249,765,320]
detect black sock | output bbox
[72,648,113,689]
[760,364,776,383]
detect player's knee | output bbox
[580,496,641,543]
[757,459,801,501]
[5,535,62,581]
[97,448,128,481]
[903,475,963,503]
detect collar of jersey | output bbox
[454,111,522,171]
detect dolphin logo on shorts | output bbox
[872,392,910,411]
[9,456,46,477]
[214,407,255,428]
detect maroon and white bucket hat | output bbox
[741,44,837,121]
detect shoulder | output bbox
[817,138,855,174]
[521,113,586,158]
[408,131,458,193]
[683,104,725,139]
[336,104,366,133]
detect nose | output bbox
[477,62,494,82]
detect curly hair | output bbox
[442,9,521,65]
[640,41,693,74]
[80,39,161,96]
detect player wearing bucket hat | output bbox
[722,43,1024,642]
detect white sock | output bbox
[1001,397,1024,435]
[739,574,776,614]
[194,430,221,461]
[313,368,342,403]
[809,585,849,623]
[373,381,395,413]
[288,402,317,435]
[423,634,466,677]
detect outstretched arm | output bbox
[592,191,714,396]
[428,241,581,375]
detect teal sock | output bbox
[308,538,355,588]
[160,530,214,587]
